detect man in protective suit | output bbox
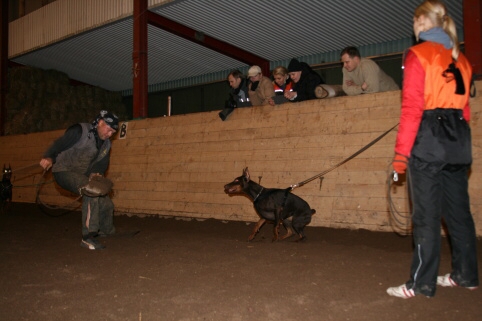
[40,110,119,250]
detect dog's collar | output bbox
[253,187,264,202]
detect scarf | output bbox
[419,27,452,49]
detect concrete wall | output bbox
[2,82,481,235]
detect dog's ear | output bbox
[243,167,250,181]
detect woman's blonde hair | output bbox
[272,66,289,77]
[414,0,459,59]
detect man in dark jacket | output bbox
[284,58,324,102]
[40,110,119,250]
[219,69,252,120]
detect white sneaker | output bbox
[437,274,478,290]
[386,284,416,299]
[80,237,105,250]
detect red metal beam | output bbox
[132,0,148,118]
[463,0,482,79]
[146,11,270,76]
[0,0,8,136]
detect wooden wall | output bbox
[2,82,481,236]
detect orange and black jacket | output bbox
[395,41,472,159]
[273,80,293,95]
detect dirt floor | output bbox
[0,202,481,321]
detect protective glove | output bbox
[392,154,409,174]
[79,175,113,197]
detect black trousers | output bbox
[405,163,479,296]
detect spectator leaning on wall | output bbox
[284,58,323,102]
[247,65,275,106]
[219,69,251,121]
[340,46,399,96]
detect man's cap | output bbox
[288,59,303,72]
[98,110,119,130]
[247,65,262,77]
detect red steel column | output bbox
[0,0,8,136]
[133,0,148,118]
[463,0,482,79]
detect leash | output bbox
[4,162,50,187]
[2,163,45,184]
[386,162,413,236]
[3,162,80,213]
[4,162,82,216]
[8,163,40,174]
[35,170,82,217]
[290,123,399,190]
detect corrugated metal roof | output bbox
[10,0,464,94]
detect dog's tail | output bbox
[311,209,316,215]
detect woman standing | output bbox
[387,0,478,298]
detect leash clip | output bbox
[392,171,398,182]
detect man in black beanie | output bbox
[40,110,119,250]
[285,58,324,102]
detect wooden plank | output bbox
[2,85,482,236]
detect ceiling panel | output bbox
[10,0,464,93]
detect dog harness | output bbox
[253,187,292,208]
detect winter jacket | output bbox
[248,76,275,106]
[291,63,323,102]
[395,41,472,170]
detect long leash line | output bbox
[6,163,40,174]
[3,162,81,214]
[4,163,48,186]
[386,163,412,235]
[35,170,81,217]
[291,123,399,190]
[285,121,412,234]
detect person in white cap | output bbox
[247,65,275,106]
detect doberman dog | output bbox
[224,167,316,242]
[0,164,13,213]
